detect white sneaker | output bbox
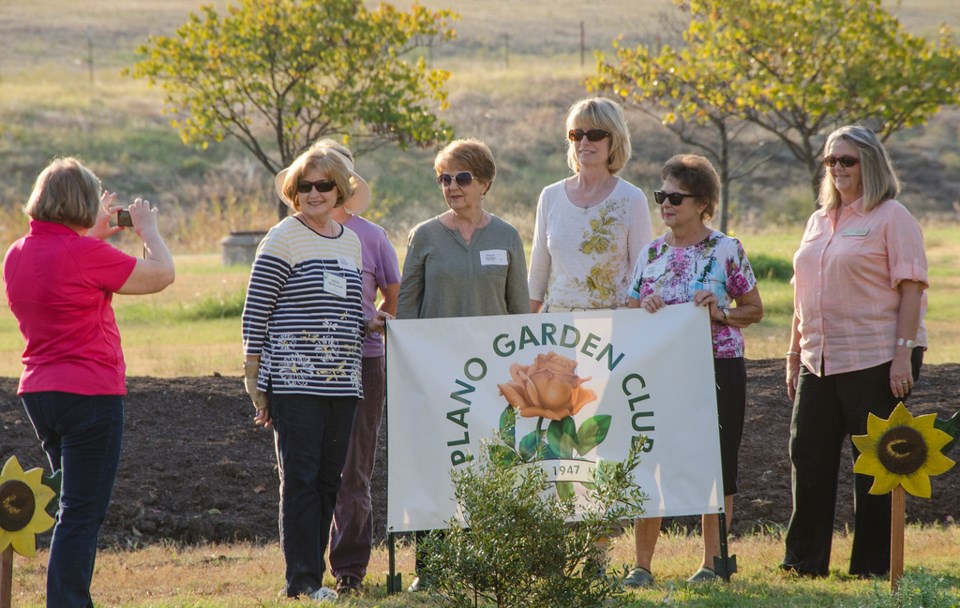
[307,587,339,602]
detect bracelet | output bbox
[720,307,729,323]
[786,351,801,357]
[896,338,916,348]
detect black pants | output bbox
[782,349,923,577]
[272,393,357,597]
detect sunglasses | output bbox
[654,190,696,206]
[823,155,859,168]
[296,179,337,194]
[436,172,474,188]
[568,128,610,142]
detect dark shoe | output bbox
[687,567,719,583]
[623,567,654,588]
[336,575,362,595]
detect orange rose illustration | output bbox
[497,352,597,421]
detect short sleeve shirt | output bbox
[3,220,137,395]
[792,198,928,375]
[628,231,757,358]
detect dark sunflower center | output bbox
[0,479,37,532]
[876,425,928,475]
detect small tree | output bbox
[683,0,960,202]
[129,0,457,219]
[591,31,775,233]
[421,438,646,608]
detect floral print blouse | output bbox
[628,230,757,358]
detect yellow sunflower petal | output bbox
[867,469,902,495]
[887,402,913,426]
[923,426,955,453]
[851,433,876,458]
[853,447,884,477]
[865,411,888,437]
[1,456,26,479]
[922,450,956,477]
[28,509,56,537]
[9,528,38,558]
[900,471,932,498]
[912,412,940,431]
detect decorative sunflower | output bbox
[852,403,956,498]
[0,456,56,558]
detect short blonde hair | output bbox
[818,125,900,212]
[434,138,496,190]
[280,148,355,211]
[24,157,102,228]
[565,97,631,175]
[662,154,721,222]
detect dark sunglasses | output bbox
[567,128,610,142]
[654,190,696,206]
[823,155,859,168]
[436,172,474,187]
[296,179,337,194]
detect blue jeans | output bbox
[271,393,357,597]
[22,392,124,608]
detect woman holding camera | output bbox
[3,157,175,607]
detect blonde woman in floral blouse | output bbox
[625,154,763,587]
[528,96,652,312]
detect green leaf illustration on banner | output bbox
[518,430,546,462]
[580,482,596,491]
[487,444,519,468]
[556,480,575,500]
[576,415,612,456]
[499,405,516,448]
[547,418,579,459]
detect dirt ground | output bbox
[1,358,958,549]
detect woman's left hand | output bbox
[693,289,722,322]
[90,191,124,240]
[890,352,914,399]
[367,310,394,334]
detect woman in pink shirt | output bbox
[4,157,175,607]
[781,125,927,578]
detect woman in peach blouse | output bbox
[782,125,927,578]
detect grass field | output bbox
[5,524,960,607]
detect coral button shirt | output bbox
[792,198,927,376]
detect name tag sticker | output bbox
[842,228,869,237]
[324,272,347,298]
[479,249,508,266]
[337,255,356,272]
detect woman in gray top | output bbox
[397,138,530,591]
[397,138,530,319]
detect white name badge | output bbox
[324,272,347,298]
[337,255,356,272]
[842,228,869,237]
[479,249,508,266]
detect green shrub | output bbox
[750,253,793,282]
[842,568,960,608]
[421,438,646,608]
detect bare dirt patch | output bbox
[1,359,958,549]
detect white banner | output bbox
[386,303,723,532]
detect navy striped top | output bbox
[242,216,364,397]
